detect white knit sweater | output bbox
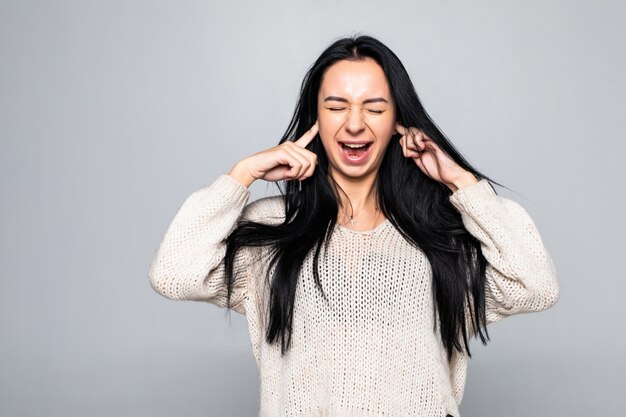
[148,173,559,417]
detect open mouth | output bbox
[338,142,374,163]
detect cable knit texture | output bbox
[148,174,559,417]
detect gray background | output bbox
[1,0,624,416]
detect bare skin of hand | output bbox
[229,121,320,188]
[395,123,478,191]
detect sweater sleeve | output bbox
[148,174,255,315]
[448,179,560,326]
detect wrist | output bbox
[228,161,255,189]
[448,172,479,192]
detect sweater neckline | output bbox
[335,218,391,235]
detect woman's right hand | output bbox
[229,121,319,187]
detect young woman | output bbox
[149,35,559,417]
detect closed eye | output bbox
[328,107,384,114]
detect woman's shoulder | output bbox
[241,194,286,226]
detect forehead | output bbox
[319,57,390,99]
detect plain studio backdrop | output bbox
[1,0,624,416]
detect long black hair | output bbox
[223,34,505,362]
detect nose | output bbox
[344,105,365,135]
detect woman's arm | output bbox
[449,179,560,326]
[148,174,255,315]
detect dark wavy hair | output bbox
[223,34,505,362]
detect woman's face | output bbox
[316,57,396,180]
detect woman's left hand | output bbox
[395,123,477,191]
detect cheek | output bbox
[366,114,395,136]
[317,115,343,139]
[317,122,334,151]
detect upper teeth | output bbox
[344,143,368,148]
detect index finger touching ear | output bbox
[395,122,407,135]
[294,120,319,148]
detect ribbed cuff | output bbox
[190,173,251,212]
[448,178,497,213]
[217,173,250,192]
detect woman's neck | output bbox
[329,171,379,213]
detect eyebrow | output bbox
[323,96,389,104]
